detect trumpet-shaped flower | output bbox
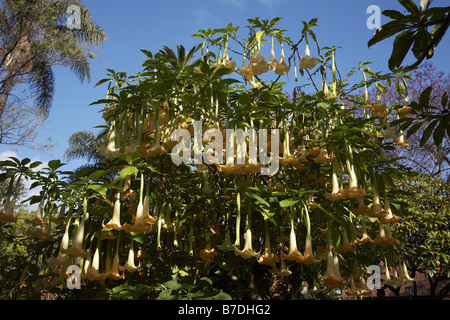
[398,96,413,114]
[274,46,290,76]
[249,46,270,76]
[217,229,236,251]
[235,229,260,259]
[325,165,346,201]
[338,230,356,253]
[119,241,141,273]
[105,248,125,281]
[298,235,322,264]
[47,218,73,268]
[318,249,347,289]
[352,197,371,216]
[0,198,18,223]
[356,221,373,244]
[102,193,123,230]
[237,56,255,78]
[26,223,50,240]
[83,246,106,284]
[379,199,401,224]
[122,198,154,234]
[367,190,386,218]
[257,224,280,267]
[374,224,400,246]
[61,209,90,258]
[299,44,317,70]
[25,199,47,226]
[280,224,303,262]
[393,130,409,148]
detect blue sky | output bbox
[1,0,450,173]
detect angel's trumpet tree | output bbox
[61,197,90,258]
[119,240,141,273]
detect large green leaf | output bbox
[388,30,415,70]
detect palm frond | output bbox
[64,130,103,163]
[28,57,54,119]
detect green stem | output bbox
[235,192,241,247]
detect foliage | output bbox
[0,16,448,301]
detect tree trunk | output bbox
[0,72,15,122]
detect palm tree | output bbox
[0,0,107,123]
[159,45,201,71]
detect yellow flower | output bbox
[47,218,73,268]
[367,190,386,218]
[25,199,47,226]
[83,245,106,284]
[235,229,260,259]
[26,223,50,240]
[379,199,401,224]
[299,44,317,70]
[338,230,356,253]
[61,207,90,258]
[393,130,409,148]
[237,56,255,78]
[318,249,347,289]
[105,237,125,281]
[297,235,322,264]
[313,149,331,163]
[398,96,413,115]
[325,164,346,201]
[280,224,303,262]
[373,224,400,246]
[257,223,280,268]
[0,198,18,223]
[122,198,154,234]
[249,46,270,76]
[274,46,290,76]
[356,221,373,244]
[199,241,218,263]
[119,241,141,273]
[352,197,371,216]
[102,193,123,230]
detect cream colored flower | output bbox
[299,44,317,70]
[393,130,409,148]
[249,46,270,76]
[102,193,123,230]
[274,46,290,76]
[235,229,260,259]
[119,241,141,273]
[237,56,255,78]
[379,199,401,224]
[0,198,18,223]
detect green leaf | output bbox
[120,166,138,179]
[406,120,424,138]
[245,191,270,208]
[368,20,408,47]
[89,184,108,196]
[388,30,415,70]
[398,0,419,14]
[419,86,433,107]
[47,159,65,171]
[432,120,445,146]
[420,119,439,146]
[382,10,405,20]
[279,199,299,208]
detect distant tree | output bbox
[0,0,106,148]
